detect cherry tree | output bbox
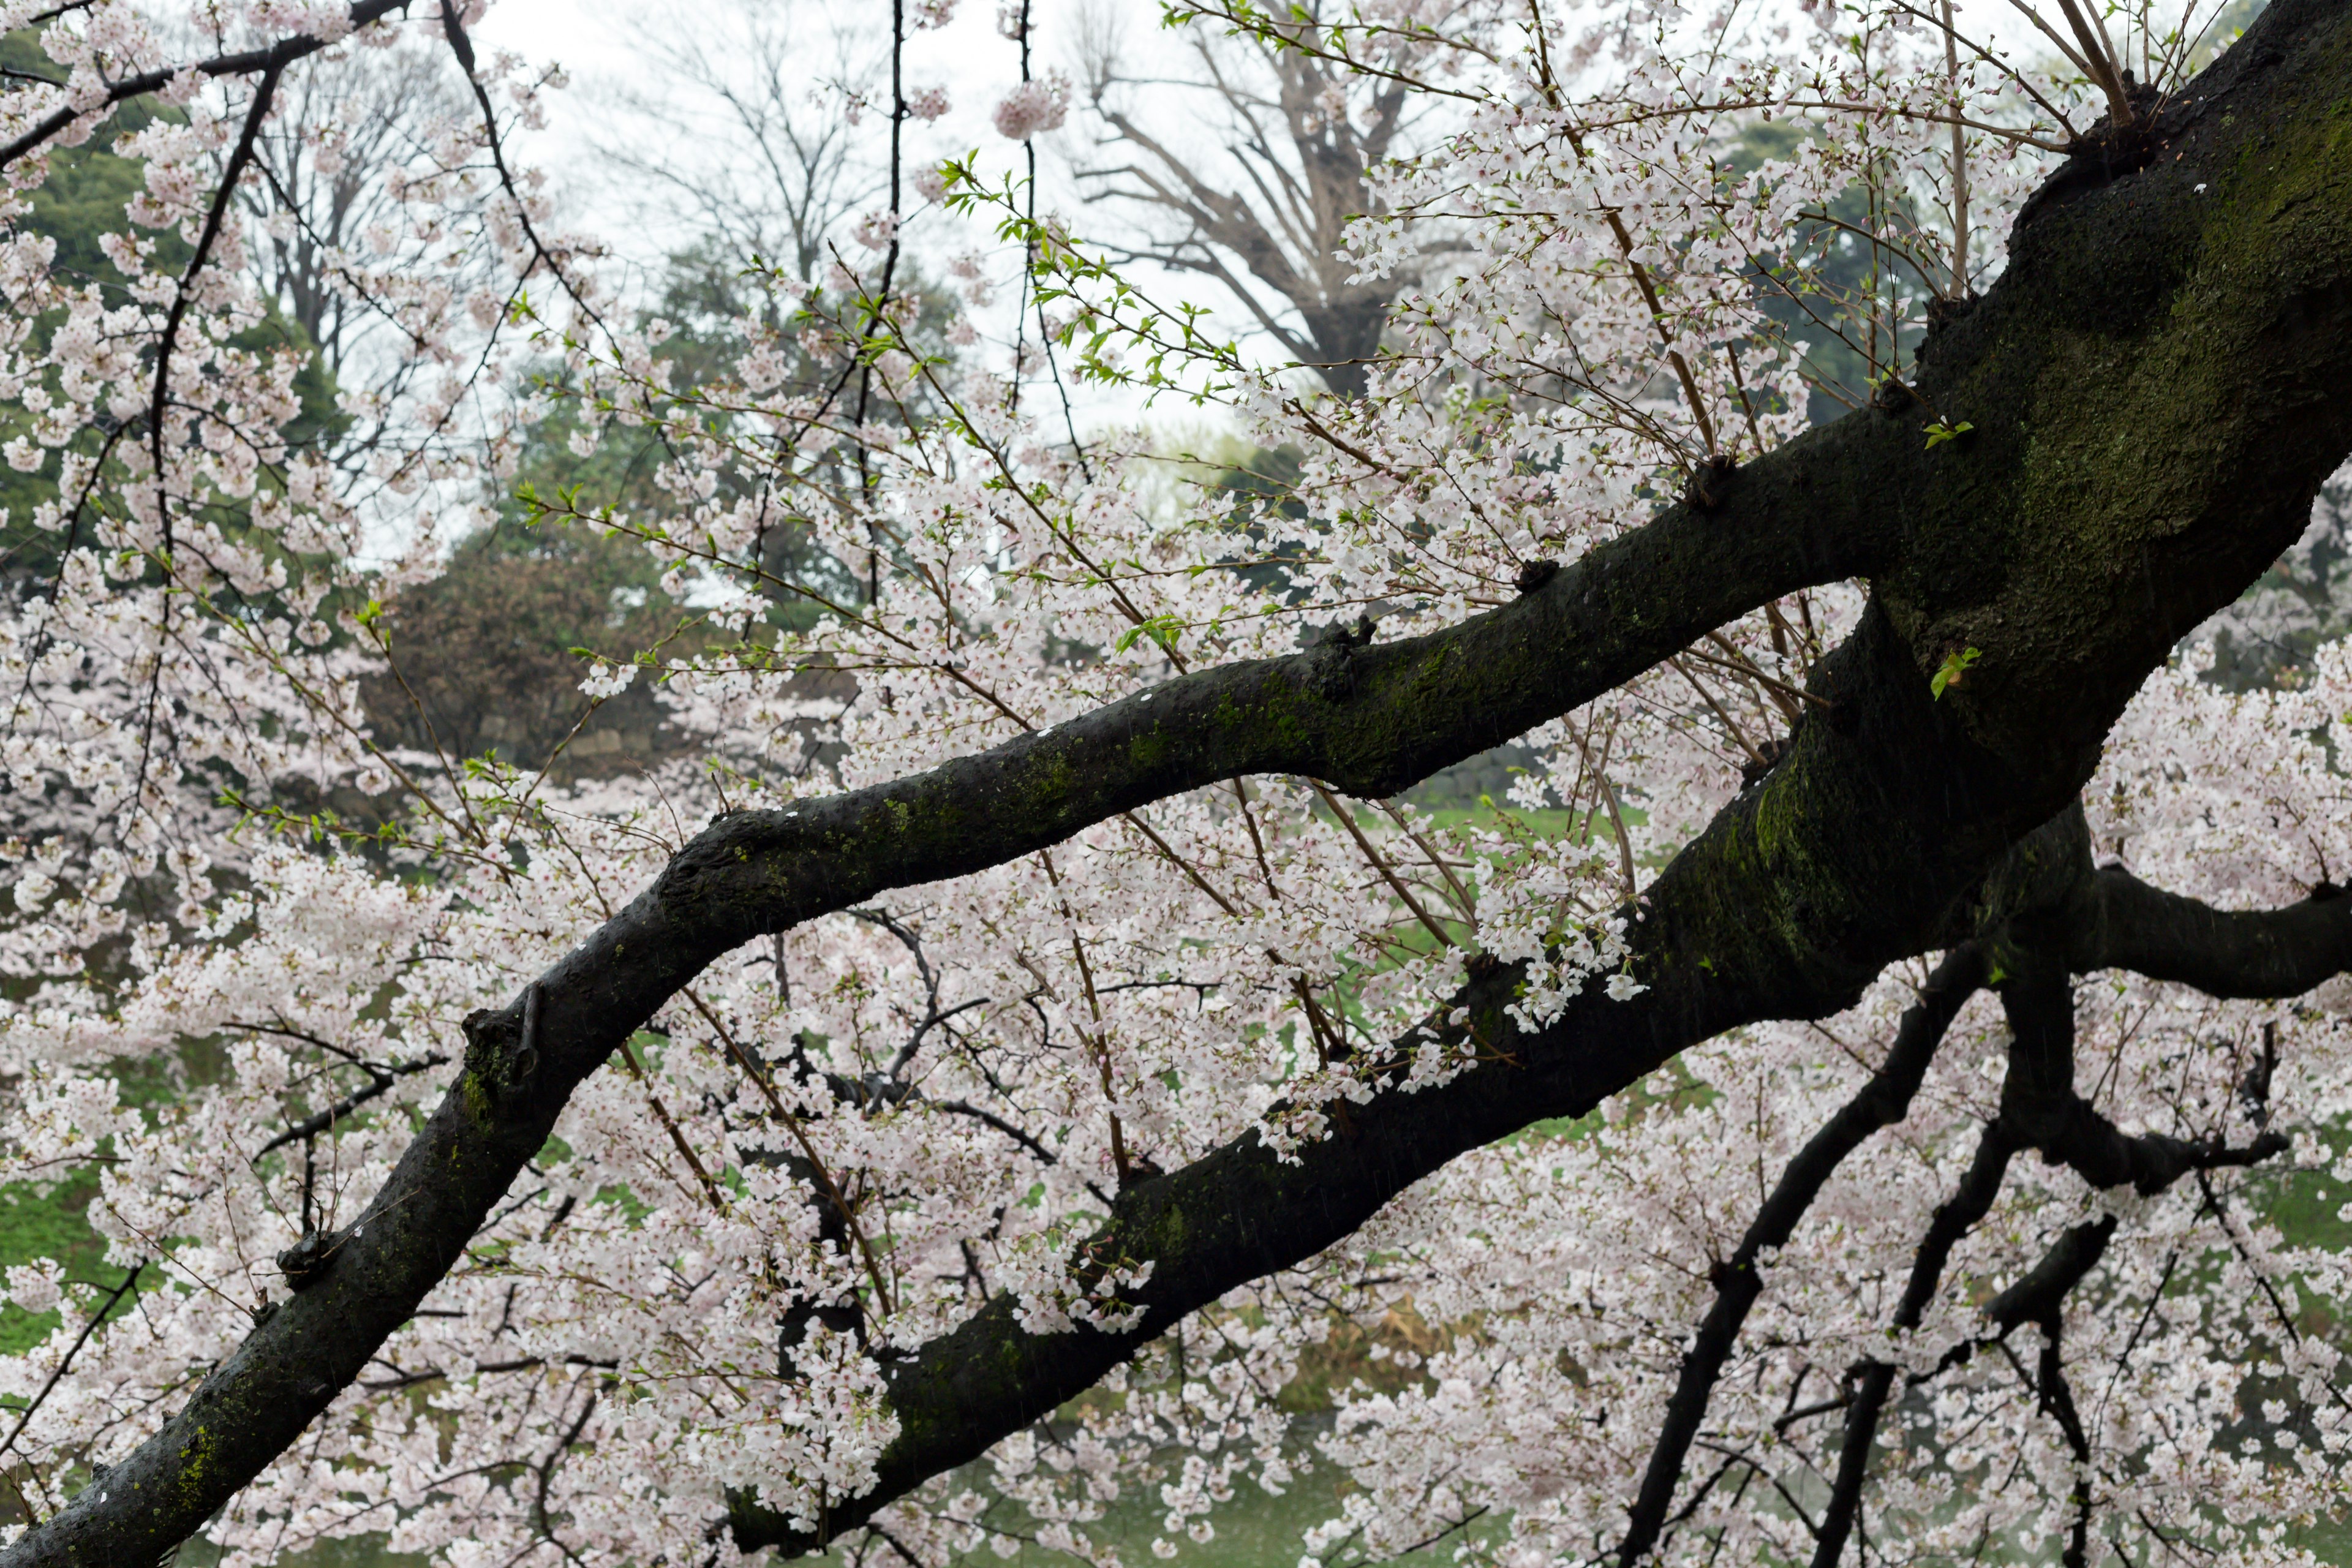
[1,0,2352,1566]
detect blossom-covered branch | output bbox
[6,0,2352,1563]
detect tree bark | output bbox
[12,0,2352,1559]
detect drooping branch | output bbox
[1809,1122,2016,1568]
[1807,944,2287,1567]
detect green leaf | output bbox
[1923,419,1975,450]
[1930,646,1981,699]
[1114,613,1186,657]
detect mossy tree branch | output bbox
[0,315,1896,1568]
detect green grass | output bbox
[0,1172,107,1355]
[175,1537,423,1567]
[2234,1156,2352,1562]
[165,1464,1470,1568]
[952,1454,1497,1568]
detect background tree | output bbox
[1072,0,1430,398]
[597,2,882,291]
[358,511,687,776]
[244,36,475,379]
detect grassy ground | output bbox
[164,1469,1466,1568]
[2241,1155,2352,1562]
[0,1172,108,1357]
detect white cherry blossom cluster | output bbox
[0,0,2334,1564]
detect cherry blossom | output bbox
[0,0,2342,1565]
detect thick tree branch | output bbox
[2071,863,2352,997]
[1983,1215,2116,1337]
[0,349,1888,1568]
[722,602,2316,1555]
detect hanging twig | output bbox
[149,59,286,557]
[1309,781,1454,949]
[684,988,898,1318]
[255,1053,451,1157]
[612,1036,725,1210]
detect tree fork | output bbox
[730,791,2343,1555]
[1611,941,1989,1567]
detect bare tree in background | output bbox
[1073,1,1427,398]
[587,0,972,609]
[598,1,883,287]
[246,39,474,377]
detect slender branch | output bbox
[696,993,898,1317]
[148,59,286,555]
[0,1,414,169]
[1811,940,2290,1566]
[931,1099,1061,1167]
[1809,1124,2015,1568]
[1615,944,1986,1565]
[436,0,601,328]
[254,1054,451,1157]
[0,1267,143,1464]
[2036,1330,2097,1568]
[611,1036,724,1209]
